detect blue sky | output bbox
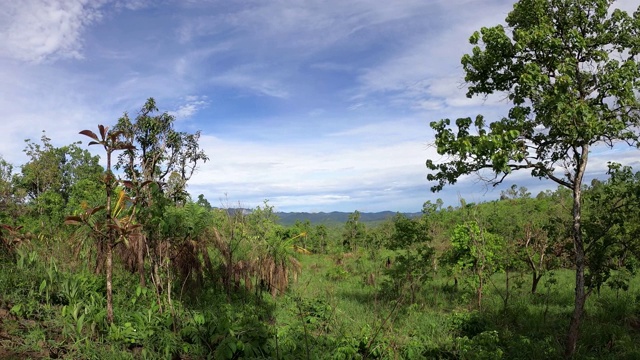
[0,0,638,213]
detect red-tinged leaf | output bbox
[89,206,105,216]
[121,181,134,189]
[98,125,108,139]
[140,181,153,188]
[64,216,83,226]
[88,141,101,146]
[79,130,99,141]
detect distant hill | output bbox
[215,208,422,226]
[276,211,421,226]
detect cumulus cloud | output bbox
[187,116,438,211]
[2,0,638,213]
[0,0,107,62]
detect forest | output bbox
[3,0,640,358]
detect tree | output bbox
[582,164,640,293]
[16,134,103,236]
[425,0,640,356]
[489,186,563,294]
[0,157,25,227]
[248,201,302,297]
[445,221,505,310]
[113,98,208,288]
[196,194,212,211]
[292,219,312,250]
[342,210,366,252]
[383,214,435,303]
[69,125,135,324]
[314,224,328,254]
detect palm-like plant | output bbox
[65,125,133,324]
[257,230,303,297]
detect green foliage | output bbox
[381,214,435,303]
[445,221,506,308]
[5,89,640,359]
[582,164,640,292]
[457,330,504,360]
[426,0,640,355]
[342,210,367,252]
[427,0,640,192]
[325,266,349,281]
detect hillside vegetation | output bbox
[2,130,640,358]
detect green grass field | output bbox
[2,246,640,359]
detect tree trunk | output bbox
[137,235,145,287]
[531,272,542,294]
[106,240,114,324]
[94,240,105,275]
[566,270,587,358]
[504,269,510,309]
[477,274,483,310]
[565,145,589,359]
[105,150,114,324]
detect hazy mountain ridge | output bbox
[216,208,422,225]
[276,211,421,225]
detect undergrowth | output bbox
[2,247,640,359]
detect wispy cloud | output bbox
[169,96,209,120]
[210,68,290,99]
[1,0,637,213]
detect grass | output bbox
[279,252,640,359]
[2,244,640,359]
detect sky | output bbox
[0,0,639,213]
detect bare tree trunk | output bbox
[105,149,114,325]
[565,145,589,359]
[531,272,542,294]
[566,266,587,358]
[106,240,114,324]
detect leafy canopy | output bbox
[427,0,640,191]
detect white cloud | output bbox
[0,0,107,63]
[114,0,152,11]
[187,116,438,211]
[353,1,513,110]
[210,66,290,98]
[2,0,638,213]
[169,96,209,120]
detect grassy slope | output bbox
[278,252,640,359]
[2,245,640,359]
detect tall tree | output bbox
[342,210,366,252]
[114,98,208,287]
[71,125,134,324]
[425,0,640,356]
